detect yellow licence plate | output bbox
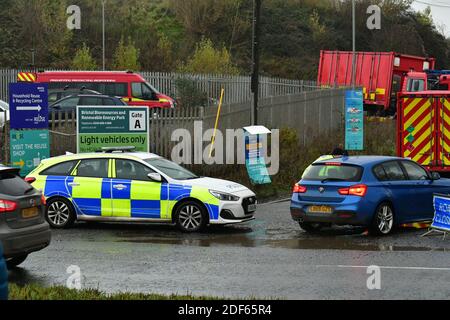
[307,206,333,214]
[22,207,39,219]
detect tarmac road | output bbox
[8,200,450,299]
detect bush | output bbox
[71,44,97,71]
[174,77,208,108]
[178,38,240,75]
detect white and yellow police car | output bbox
[25,148,257,232]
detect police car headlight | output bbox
[209,190,240,202]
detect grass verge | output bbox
[8,283,220,300]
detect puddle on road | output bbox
[67,222,448,252]
[118,229,447,252]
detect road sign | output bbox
[9,83,48,129]
[345,90,364,151]
[77,106,149,153]
[10,130,50,176]
[432,194,450,233]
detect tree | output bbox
[178,38,240,75]
[71,44,97,70]
[113,37,141,71]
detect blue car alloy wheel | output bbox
[0,245,8,300]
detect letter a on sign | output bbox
[130,111,146,131]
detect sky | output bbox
[411,0,450,37]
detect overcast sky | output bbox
[411,0,450,38]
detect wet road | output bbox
[9,201,450,299]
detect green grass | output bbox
[8,283,221,300]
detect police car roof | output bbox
[42,152,161,163]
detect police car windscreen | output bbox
[302,164,363,182]
[145,158,198,180]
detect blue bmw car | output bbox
[0,244,7,300]
[291,156,447,235]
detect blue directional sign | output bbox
[9,83,48,129]
[432,195,450,232]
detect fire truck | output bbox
[397,91,450,174]
[402,70,450,93]
[317,51,435,114]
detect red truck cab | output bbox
[35,71,175,109]
[403,70,450,93]
[318,51,435,114]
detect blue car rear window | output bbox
[302,164,363,182]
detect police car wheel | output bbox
[46,198,76,229]
[175,201,207,233]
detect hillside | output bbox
[0,0,448,79]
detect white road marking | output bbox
[315,265,450,271]
[259,198,291,206]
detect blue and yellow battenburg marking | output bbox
[40,176,220,221]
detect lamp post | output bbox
[251,0,262,126]
[102,0,106,71]
[352,0,356,89]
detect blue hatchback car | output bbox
[0,244,7,300]
[291,156,448,235]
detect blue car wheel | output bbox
[370,202,395,236]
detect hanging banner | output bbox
[243,126,271,185]
[345,90,364,151]
[432,194,450,232]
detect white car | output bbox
[26,148,257,232]
[0,100,9,128]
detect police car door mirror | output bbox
[148,173,162,183]
[431,172,441,181]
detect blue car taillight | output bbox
[338,184,368,197]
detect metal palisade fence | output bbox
[0,88,346,166]
[0,69,319,105]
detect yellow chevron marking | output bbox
[404,98,424,119]
[404,100,431,133]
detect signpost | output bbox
[77,106,149,153]
[8,83,50,176]
[345,90,364,151]
[10,130,50,176]
[243,126,271,185]
[9,83,48,129]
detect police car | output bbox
[25,148,257,232]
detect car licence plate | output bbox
[22,207,39,219]
[307,205,333,214]
[247,204,257,212]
